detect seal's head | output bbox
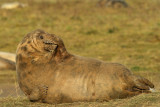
[16,29,69,64]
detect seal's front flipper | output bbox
[28,88,40,102]
[28,85,48,102]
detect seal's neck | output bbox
[53,46,72,63]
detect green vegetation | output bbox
[0,0,160,106]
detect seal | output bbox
[0,51,16,62]
[16,29,154,104]
[0,56,16,70]
[98,0,128,7]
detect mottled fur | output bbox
[16,29,154,104]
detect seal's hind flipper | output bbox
[132,75,154,93]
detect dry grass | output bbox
[0,92,160,107]
[0,0,160,106]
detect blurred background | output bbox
[0,0,160,106]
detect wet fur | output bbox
[16,29,154,104]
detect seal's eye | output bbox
[39,35,43,39]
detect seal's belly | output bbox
[46,62,125,102]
